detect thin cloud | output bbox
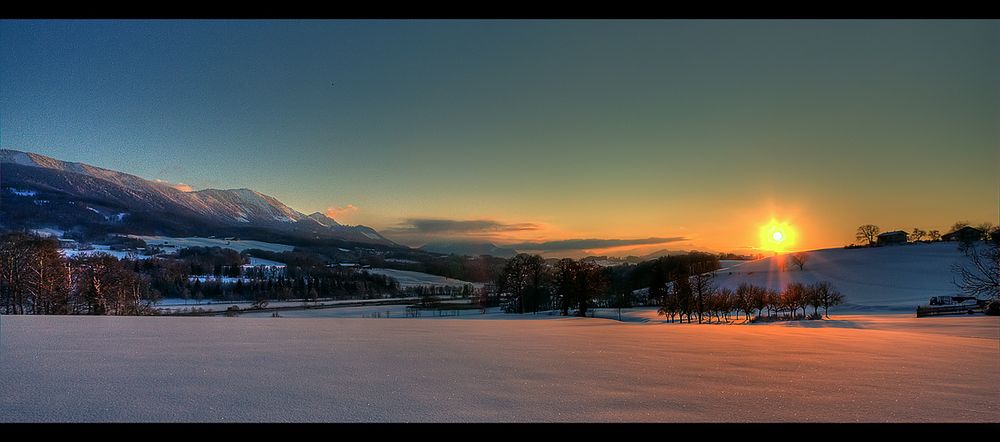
[385,218,541,234]
[326,204,359,219]
[155,179,194,192]
[507,237,687,252]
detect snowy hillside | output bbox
[364,268,481,288]
[0,149,302,225]
[0,149,397,246]
[191,188,304,224]
[712,242,982,312]
[135,235,296,253]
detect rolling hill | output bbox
[711,241,983,312]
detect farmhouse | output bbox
[876,230,908,246]
[941,226,983,242]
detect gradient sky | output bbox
[2,20,997,257]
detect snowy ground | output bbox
[246,256,285,267]
[364,268,482,289]
[133,235,296,253]
[237,303,1000,340]
[154,297,424,313]
[240,304,527,319]
[0,314,996,422]
[59,245,154,260]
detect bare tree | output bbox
[72,254,150,315]
[499,253,548,314]
[951,242,999,300]
[910,228,927,242]
[975,223,996,240]
[810,281,845,318]
[658,288,679,323]
[671,270,694,323]
[689,261,715,323]
[789,252,808,271]
[716,287,735,322]
[806,285,823,317]
[856,225,880,246]
[647,263,668,308]
[783,282,808,319]
[766,288,781,318]
[928,230,942,241]
[736,283,756,321]
[751,286,768,320]
[950,221,970,233]
[0,233,72,315]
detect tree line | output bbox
[486,252,844,322]
[855,221,999,246]
[659,281,844,324]
[0,233,404,315]
[0,233,155,315]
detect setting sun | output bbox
[760,219,796,253]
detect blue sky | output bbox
[2,20,997,255]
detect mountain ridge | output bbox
[0,148,396,246]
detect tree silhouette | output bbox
[790,252,808,271]
[810,281,845,318]
[856,225,880,246]
[952,243,999,301]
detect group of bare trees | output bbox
[553,258,606,317]
[0,233,155,315]
[494,253,608,316]
[656,265,844,324]
[495,254,552,314]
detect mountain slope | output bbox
[0,149,396,246]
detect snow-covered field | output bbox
[246,256,285,267]
[29,227,63,237]
[133,235,296,253]
[0,314,996,422]
[364,268,482,289]
[186,275,252,284]
[59,245,154,260]
[239,304,520,319]
[713,242,981,313]
[154,297,423,313]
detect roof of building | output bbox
[877,230,907,237]
[942,226,984,239]
[945,226,983,234]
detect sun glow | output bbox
[760,219,796,253]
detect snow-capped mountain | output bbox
[0,149,396,246]
[192,188,305,224]
[306,212,341,227]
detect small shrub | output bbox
[807,312,823,320]
[985,301,1000,316]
